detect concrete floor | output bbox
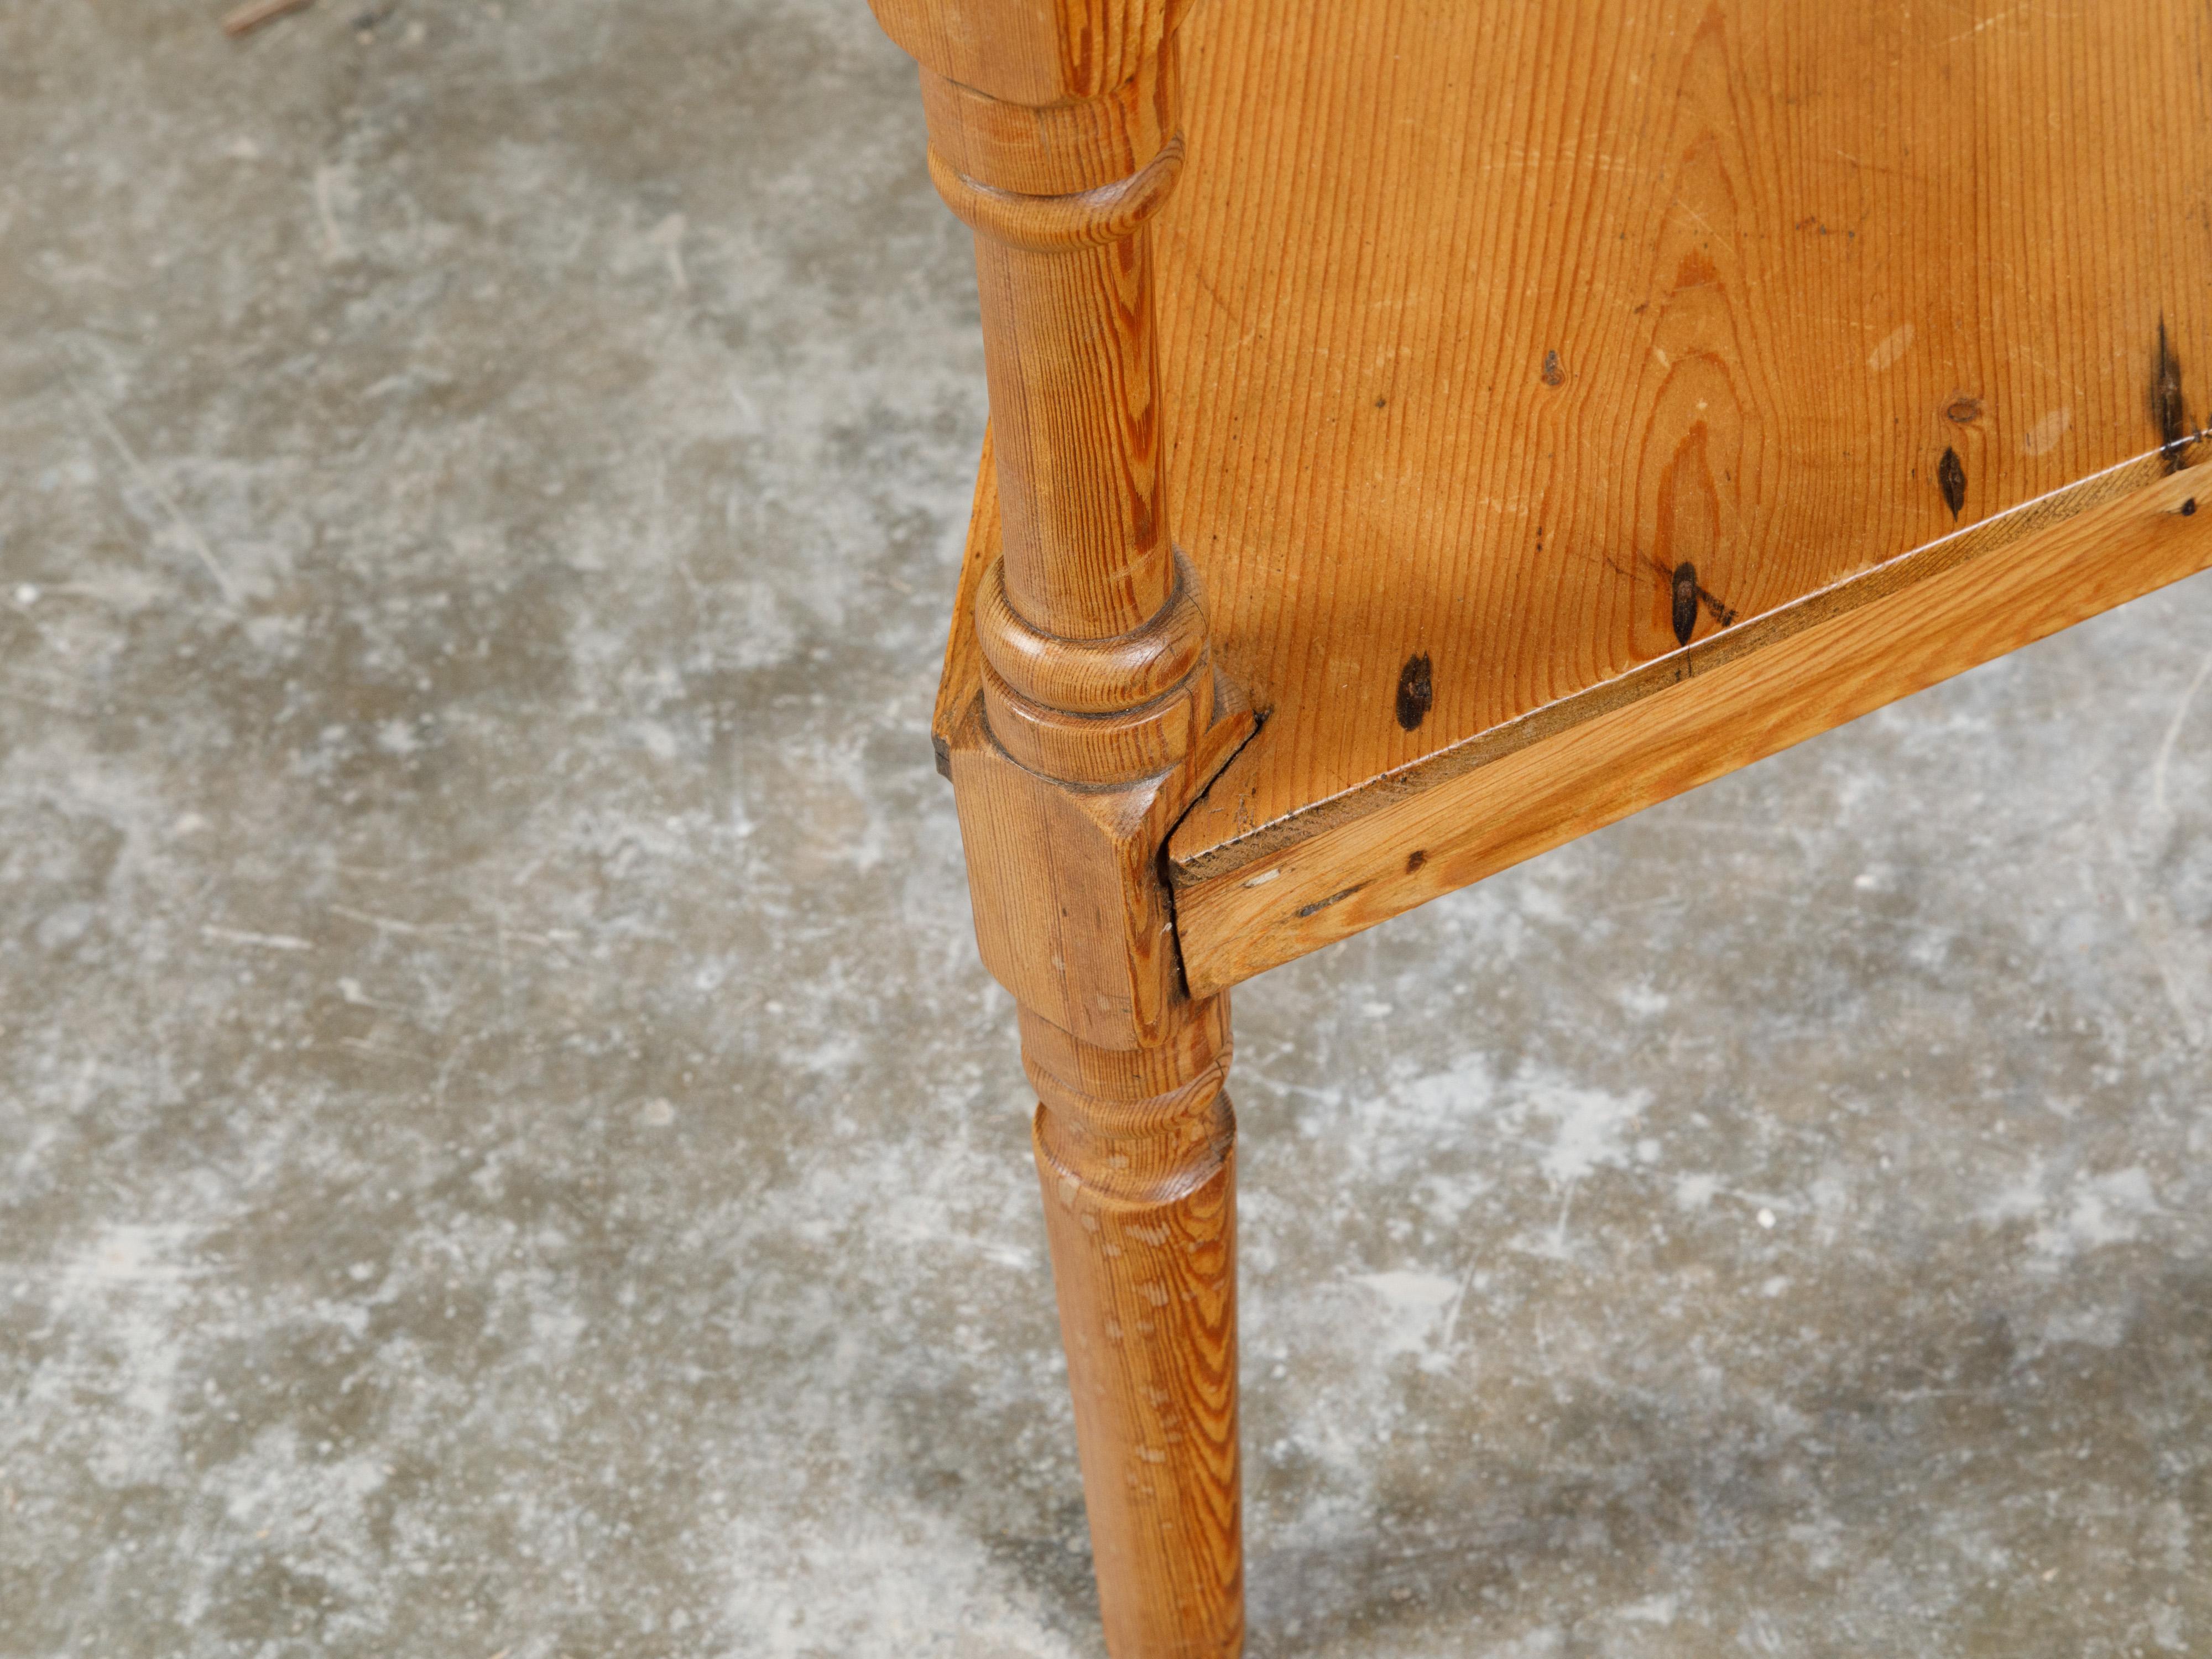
[4,3,2210,1655]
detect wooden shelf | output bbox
[937,0,2212,994]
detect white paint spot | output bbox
[1352,1267,1467,1361]
[2022,406,2072,455]
[1756,1206,1777,1229]
[1674,1172,1719,1211]
[2032,1166,2164,1264]
[1976,1156,2047,1224]
[1615,1593,1678,1625]
[1530,1077,1650,1184]
[38,903,93,951]
[722,1477,1079,1655]
[1354,1270,1460,1311]
[201,924,312,952]
[2151,1602,2185,1651]
[14,583,38,604]
[1867,324,1915,373]
[639,1098,676,1128]
[1241,868,1281,888]
[62,1223,200,1289]
[2039,1305,2127,1349]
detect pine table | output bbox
[863,1,2212,1651]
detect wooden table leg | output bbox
[864,3,1251,1648]
[1026,1001,1242,1656]
[941,656,1251,1656]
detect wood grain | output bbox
[946,677,1250,1047]
[943,658,1252,1652]
[873,2,1252,1650]
[872,0,1175,106]
[898,3,2212,1651]
[931,427,997,780]
[1173,451,2212,995]
[1026,998,1243,1659]
[1154,0,2212,884]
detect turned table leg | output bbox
[1026,1003,1241,1656]
[864,2,1252,1649]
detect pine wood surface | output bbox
[1140,0,2212,906]
[1172,452,2212,995]
[1025,997,1244,1657]
[889,0,1257,1643]
[899,4,2212,1650]
[872,0,1181,105]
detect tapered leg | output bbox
[860,2,1249,1648]
[1026,1001,1241,1657]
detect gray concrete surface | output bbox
[3,2,2210,1655]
